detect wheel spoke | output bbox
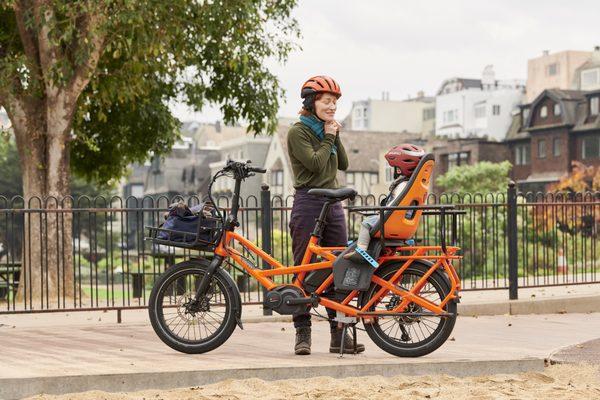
[365,267,456,353]
[154,269,231,345]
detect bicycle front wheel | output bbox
[148,259,239,354]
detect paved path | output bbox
[3,312,600,399]
[550,338,600,364]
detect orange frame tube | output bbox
[215,230,461,318]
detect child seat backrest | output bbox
[370,153,435,239]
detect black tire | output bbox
[148,258,240,354]
[360,261,457,357]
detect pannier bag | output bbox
[158,201,218,243]
[332,242,378,291]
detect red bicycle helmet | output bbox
[385,144,425,177]
[301,75,342,99]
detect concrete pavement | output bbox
[3,311,600,399]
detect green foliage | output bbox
[0,134,116,197]
[0,136,22,198]
[271,228,292,266]
[0,0,300,185]
[436,161,512,194]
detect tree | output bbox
[0,1,299,304]
[550,161,600,193]
[547,161,600,237]
[436,161,513,194]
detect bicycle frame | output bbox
[214,229,462,319]
[188,160,462,321]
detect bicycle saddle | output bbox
[307,187,357,201]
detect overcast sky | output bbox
[171,0,600,124]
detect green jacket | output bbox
[286,122,349,189]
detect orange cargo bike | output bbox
[146,155,462,357]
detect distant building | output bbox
[573,46,600,91]
[345,92,435,138]
[144,137,220,200]
[526,49,591,102]
[430,137,511,194]
[435,65,525,141]
[505,88,600,193]
[263,122,295,199]
[208,135,271,200]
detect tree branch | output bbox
[67,11,107,97]
[13,0,41,71]
[32,0,63,94]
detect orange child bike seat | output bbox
[370,154,435,240]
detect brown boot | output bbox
[294,327,311,355]
[329,327,365,354]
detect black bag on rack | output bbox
[158,202,217,243]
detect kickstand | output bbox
[339,323,347,358]
[352,324,357,354]
[338,322,358,358]
[335,311,358,358]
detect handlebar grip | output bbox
[248,167,267,173]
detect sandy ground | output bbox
[23,364,600,400]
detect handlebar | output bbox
[248,166,267,174]
[223,159,266,178]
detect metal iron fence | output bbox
[0,184,598,314]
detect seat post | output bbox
[311,201,332,241]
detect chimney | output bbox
[215,120,221,133]
[592,46,600,62]
[417,90,424,98]
[482,65,495,87]
[543,50,550,56]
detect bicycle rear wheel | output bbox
[361,261,457,357]
[148,259,239,354]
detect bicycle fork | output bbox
[192,255,245,330]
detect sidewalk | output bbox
[3,311,600,399]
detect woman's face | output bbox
[314,93,338,122]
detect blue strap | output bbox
[355,247,379,268]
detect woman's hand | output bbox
[324,120,342,136]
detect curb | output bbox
[458,294,600,317]
[0,358,544,400]
[243,294,600,323]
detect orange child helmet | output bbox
[385,144,425,177]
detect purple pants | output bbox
[289,188,348,330]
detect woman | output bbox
[287,75,365,355]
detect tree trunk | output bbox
[11,99,75,309]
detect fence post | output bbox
[260,184,273,316]
[507,181,519,300]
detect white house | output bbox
[346,92,435,138]
[435,66,525,141]
[573,46,600,91]
[208,135,272,200]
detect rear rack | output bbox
[145,217,222,251]
[347,204,466,254]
